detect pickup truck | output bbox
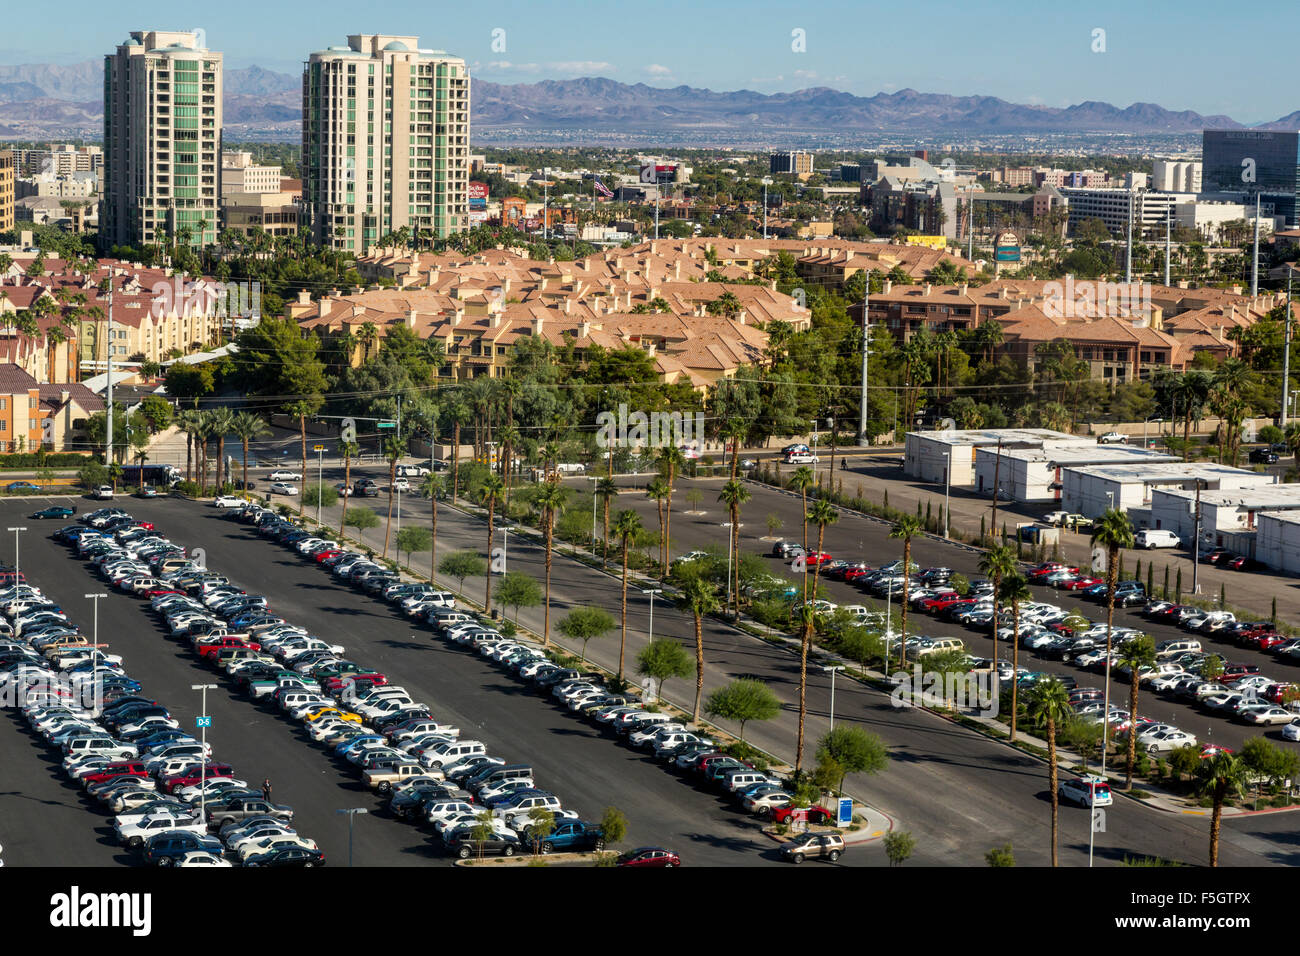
[205,796,294,829]
[535,819,606,854]
[363,760,438,793]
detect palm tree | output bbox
[534,478,567,647]
[420,473,445,583]
[645,477,670,577]
[677,575,720,724]
[614,509,643,682]
[656,445,687,571]
[381,435,406,559]
[1175,370,1211,461]
[338,439,359,536]
[998,570,1031,742]
[285,400,314,517]
[1092,508,1135,765]
[357,321,379,363]
[595,477,619,569]
[230,411,270,493]
[175,409,201,484]
[1195,752,1249,866]
[133,448,149,494]
[978,544,1018,671]
[448,398,471,506]
[787,466,816,559]
[1025,677,1072,866]
[194,413,215,495]
[478,472,505,615]
[888,514,923,668]
[717,478,751,620]
[797,498,838,772]
[208,407,235,491]
[721,418,747,477]
[1116,635,1157,790]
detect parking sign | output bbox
[837,797,853,827]
[196,716,212,728]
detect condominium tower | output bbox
[302,35,470,256]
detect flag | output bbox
[593,178,614,198]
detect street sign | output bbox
[377,422,397,429]
[313,444,325,452]
[836,797,853,827]
[196,716,212,728]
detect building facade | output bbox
[0,151,13,232]
[1202,129,1300,228]
[102,31,223,248]
[770,151,814,176]
[302,34,469,257]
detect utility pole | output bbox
[105,284,114,468]
[1125,189,1133,284]
[1251,192,1261,298]
[1192,479,1203,596]
[1164,208,1172,287]
[1284,269,1294,430]
[858,270,872,446]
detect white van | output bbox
[1136,529,1180,549]
[1155,638,1201,659]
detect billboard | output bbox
[904,234,948,250]
[469,210,489,225]
[640,163,677,185]
[468,181,488,211]
[994,230,1021,263]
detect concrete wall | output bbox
[904,433,977,485]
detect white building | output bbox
[904,427,1090,486]
[1175,199,1270,244]
[1062,462,1276,520]
[974,443,1180,503]
[1152,160,1202,194]
[1256,511,1300,575]
[221,151,281,196]
[1150,484,1300,545]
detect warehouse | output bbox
[1061,462,1276,520]
[1256,511,1300,575]
[904,427,1091,486]
[1149,484,1300,550]
[974,443,1180,503]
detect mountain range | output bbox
[0,60,1295,141]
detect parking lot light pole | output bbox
[822,665,845,729]
[337,807,368,867]
[191,683,216,825]
[8,526,25,577]
[498,525,510,574]
[642,588,663,641]
[85,593,107,714]
[722,521,742,609]
[316,446,324,524]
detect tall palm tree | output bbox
[787,465,816,558]
[1116,635,1157,790]
[645,477,670,577]
[978,544,1018,671]
[230,411,271,493]
[534,478,567,647]
[448,398,471,506]
[998,570,1031,742]
[338,439,359,536]
[1092,508,1135,767]
[613,508,643,682]
[381,435,406,558]
[595,477,619,569]
[888,514,923,668]
[1176,370,1211,461]
[420,473,445,584]
[194,414,215,496]
[797,498,838,772]
[175,409,201,484]
[285,400,314,517]
[656,444,686,570]
[677,575,720,724]
[717,478,751,620]
[478,472,505,615]
[208,407,235,491]
[1025,677,1072,867]
[1194,752,1249,867]
[721,418,747,478]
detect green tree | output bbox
[302,482,339,509]
[557,606,616,662]
[704,677,781,745]
[380,434,407,559]
[889,514,924,668]
[1117,635,1158,789]
[985,843,1016,867]
[494,570,542,623]
[718,478,752,620]
[524,807,556,856]
[439,550,487,597]
[677,575,721,723]
[395,524,432,568]
[599,806,628,847]
[343,506,379,533]
[979,543,1018,671]
[1025,677,1073,866]
[883,830,915,867]
[230,411,271,493]
[816,725,888,795]
[636,638,693,704]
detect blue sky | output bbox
[4,0,1295,122]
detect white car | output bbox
[424,800,477,828]
[1239,705,1295,726]
[1144,729,1198,753]
[743,790,793,815]
[391,478,411,492]
[93,485,115,500]
[176,851,232,867]
[1282,718,1300,742]
[237,833,318,862]
[116,813,206,847]
[213,495,245,509]
[269,470,302,481]
[1059,775,1113,807]
[270,482,298,496]
[395,464,431,478]
[1098,432,1127,444]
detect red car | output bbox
[1026,562,1072,581]
[1062,575,1103,591]
[803,552,833,567]
[321,673,387,694]
[1263,683,1299,704]
[313,549,346,564]
[843,565,873,583]
[145,588,183,598]
[80,761,149,787]
[616,846,681,867]
[1255,634,1288,651]
[196,637,261,660]
[921,594,965,613]
[160,763,234,793]
[770,803,834,825]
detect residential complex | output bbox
[302,34,470,256]
[101,30,223,248]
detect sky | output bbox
[3,0,1295,123]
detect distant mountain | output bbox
[0,61,1294,141]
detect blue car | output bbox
[6,481,40,493]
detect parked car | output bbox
[782,832,846,863]
[615,846,681,867]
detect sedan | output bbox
[615,847,680,867]
[269,470,302,481]
[31,506,75,520]
[1238,705,1295,726]
[213,496,245,509]
[270,482,298,497]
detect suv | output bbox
[771,541,803,560]
[782,832,846,863]
[1249,447,1279,464]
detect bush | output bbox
[173,480,201,497]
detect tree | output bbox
[704,677,780,745]
[796,498,838,771]
[978,543,1018,671]
[1116,635,1157,789]
[1092,508,1135,764]
[636,638,693,704]
[478,472,506,614]
[494,570,542,623]
[787,465,816,557]
[343,506,379,533]
[985,844,1016,867]
[613,508,643,682]
[302,483,338,510]
[889,515,924,668]
[230,411,270,494]
[599,806,628,847]
[395,524,432,568]
[524,807,556,856]
[677,575,721,723]
[138,394,174,433]
[883,830,915,867]
[816,726,888,795]
[439,550,487,597]
[595,476,619,569]
[420,472,445,584]
[718,479,752,621]
[1025,677,1072,866]
[284,399,318,517]
[557,606,615,662]
[534,478,567,647]
[646,477,670,576]
[208,407,235,490]
[1194,752,1249,867]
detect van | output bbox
[916,638,965,657]
[1155,638,1201,659]
[467,764,533,795]
[1136,529,1180,549]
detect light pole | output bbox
[85,592,107,714]
[761,177,772,239]
[822,664,845,729]
[497,524,510,574]
[943,466,951,538]
[722,522,743,609]
[316,445,324,524]
[336,807,368,867]
[8,526,25,577]
[642,588,663,642]
[191,682,216,825]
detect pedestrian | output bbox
[262,778,272,802]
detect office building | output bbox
[221,151,281,195]
[102,30,223,248]
[1152,160,1201,194]
[770,151,814,176]
[1202,129,1300,227]
[1060,187,1179,239]
[0,151,13,232]
[303,34,470,257]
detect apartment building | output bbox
[14,145,103,177]
[302,34,470,256]
[770,151,814,176]
[102,31,223,248]
[0,151,13,232]
[221,151,281,195]
[1152,160,1202,193]
[1060,187,1179,239]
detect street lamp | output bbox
[761,177,773,239]
[585,476,599,555]
[822,665,846,729]
[191,683,217,825]
[85,593,107,714]
[336,807,369,867]
[721,521,743,609]
[8,526,26,577]
[642,588,663,642]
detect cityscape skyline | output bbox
[1,0,1297,125]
